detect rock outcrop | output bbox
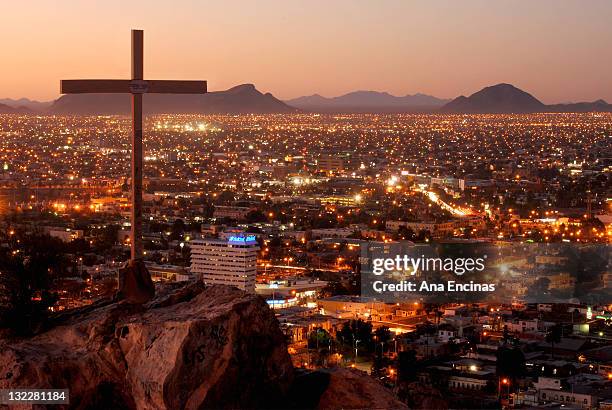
[397,381,448,409]
[289,368,409,410]
[315,368,409,410]
[0,282,294,409]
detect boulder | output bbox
[289,368,409,410]
[0,282,294,409]
[316,368,409,410]
[398,381,448,409]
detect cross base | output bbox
[116,259,155,304]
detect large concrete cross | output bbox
[61,29,206,303]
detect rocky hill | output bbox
[0,282,293,409]
[0,281,406,409]
[440,83,545,113]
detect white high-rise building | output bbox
[190,234,259,292]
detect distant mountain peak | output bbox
[223,84,262,96]
[477,83,538,97]
[0,98,53,112]
[0,103,16,113]
[488,82,516,89]
[345,90,393,96]
[0,102,32,114]
[440,83,545,114]
[228,83,257,92]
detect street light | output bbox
[499,377,510,400]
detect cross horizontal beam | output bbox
[61,79,207,94]
[61,79,129,94]
[147,80,207,94]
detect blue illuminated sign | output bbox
[228,234,257,244]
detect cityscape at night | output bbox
[0,111,610,408]
[0,1,611,409]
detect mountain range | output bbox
[48,84,296,114]
[290,84,612,113]
[0,102,33,114]
[1,83,611,114]
[286,91,449,112]
[0,98,53,112]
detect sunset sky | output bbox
[2,0,611,103]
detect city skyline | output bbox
[1,3,611,409]
[2,0,612,103]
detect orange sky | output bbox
[1,0,611,103]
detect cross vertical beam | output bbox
[131,29,144,261]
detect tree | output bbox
[496,345,526,389]
[397,349,418,382]
[170,219,186,241]
[397,226,416,241]
[94,224,120,251]
[323,281,350,296]
[371,353,393,379]
[371,353,386,378]
[67,237,91,254]
[308,327,331,350]
[502,325,511,345]
[245,210,267,223]
[215,190,235,205]
[246,225,263,234]
[20,234,71,280]
[374,326,392,350]
[545,324,562,359]
[0,240,59,335]
[416,321,437,337]
[338,319,373,352]
[435,310,443,325]
[531,277,550,295]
